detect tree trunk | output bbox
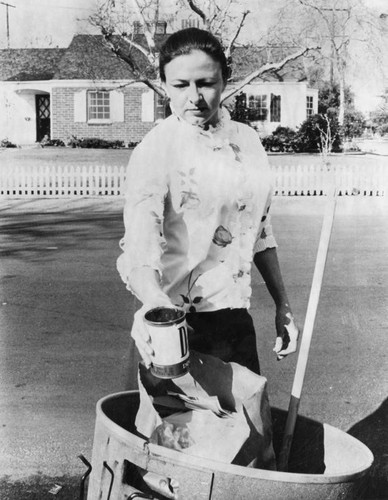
[338,72,345,126]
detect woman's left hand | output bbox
[273,305,299,360]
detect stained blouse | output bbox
[117,109,277,312]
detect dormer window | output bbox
[181,18,201,29]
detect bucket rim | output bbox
[94,390,374,485]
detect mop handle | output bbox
[278,186,337,472]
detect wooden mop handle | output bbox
[278,186,337,472]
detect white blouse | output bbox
[117,109,277,312]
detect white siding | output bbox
[0,90,37,144]
[242,82,316,135]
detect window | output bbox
[270,94,281,122]
[87,90,110,121]
[154,93,170,121]
[306,95,314,117]
[75,90,123,123]
[248,95,267,121]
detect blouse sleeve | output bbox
[253,191,278,253]
[242,126,277,254]
[116,132,169,290]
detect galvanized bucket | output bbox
[86,391,373,500]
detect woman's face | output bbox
[163,50,225,128]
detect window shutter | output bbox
[110,90,125,122]
[74,90,87,122]
[141,89,155,122]
[270,94,281,122]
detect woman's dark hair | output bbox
[159,28,230,84]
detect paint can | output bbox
[144,306,190,379]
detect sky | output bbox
[1,0,387,111]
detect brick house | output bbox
[0,34,164,146]
[0,33,318,146]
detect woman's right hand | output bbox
[131,298,174,368]
[126,267,174,367]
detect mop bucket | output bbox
[86,390,373,500]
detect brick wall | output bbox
[52,87,155,145]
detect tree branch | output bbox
[186,0,209,27]
[100,30,164,96]
[221,45,320,102]
[211,0,233,33]
[225,10,250,59]
[124,34,152,59]
[131,0,157,64]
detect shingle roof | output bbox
[231,45,307,82]
[0,48,66,81]
[52,34,139,80]
[0,34,307,83]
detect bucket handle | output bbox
[103,461,115,500]
[78,454,92,500]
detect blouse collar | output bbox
[173,106,231,137]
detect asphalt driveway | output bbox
[0,195,387,499]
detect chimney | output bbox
[133,20,142,34]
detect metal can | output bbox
[144,306,190,379]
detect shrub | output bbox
[369,110,388,128]
[41,138,66,147]
[294,113,342,153]
[343,110,366,139]
[1,138,17,148]
[377,123,388,136]
[261,126,298,152]
[67,136,125,149]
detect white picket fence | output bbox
[0,165,126,197]
[0,163,386,197]
[271,163,387,196]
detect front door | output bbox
[36,94,51,142]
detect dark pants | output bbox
[186,308,260,375]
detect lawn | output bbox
[0,147,132,168]
[1,146,386,170]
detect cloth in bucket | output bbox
[135,350,276,470]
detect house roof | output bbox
[231,45,307,83]
[53,34,140,80]
[0,34,307,83]
[0,48,66,81]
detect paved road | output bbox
[0,195,387,498]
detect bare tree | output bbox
[89,0,318,101]
[272,0,388,124]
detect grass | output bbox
[0,147,132,168]
[1,146,387,171]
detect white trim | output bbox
[87,119,112,124]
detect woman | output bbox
[117,28,298,375]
